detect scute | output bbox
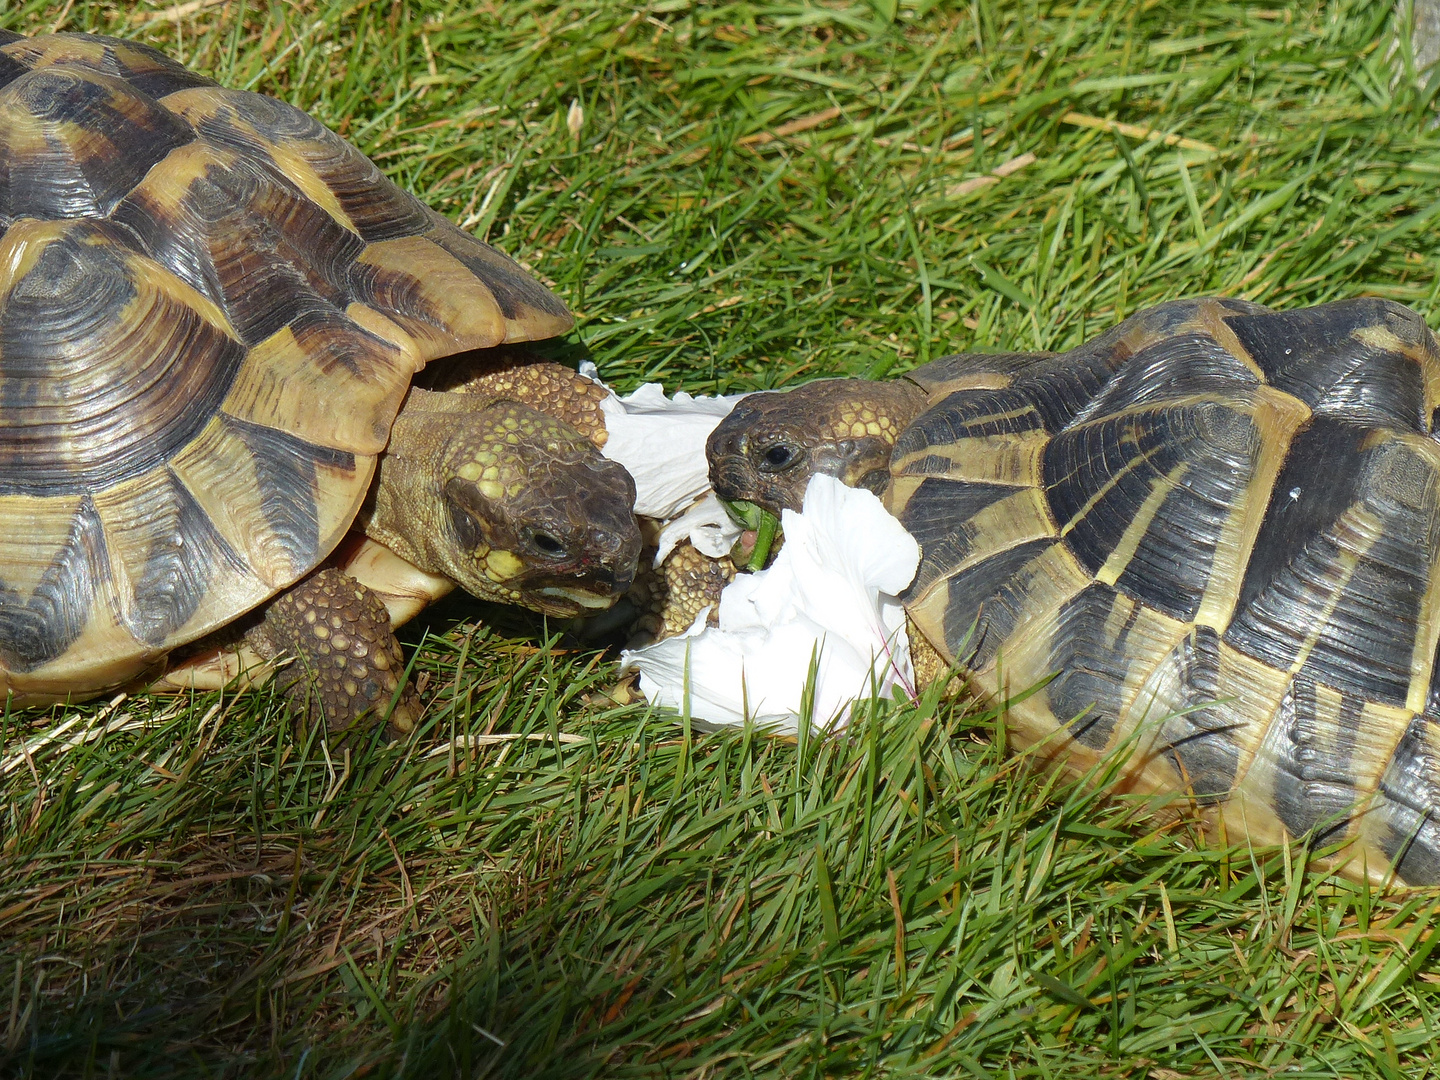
[1044,582,1141,751]
[1069,333,1260,425]
[0,219,247,496]
[112,142,366,343]
[425,214,573,326]
[2,33,208,84]
[222,415,359,576]
[1143,624,1240,803]
[0,66,195,222]
[1223,428,1440,707]
[895,478,1043,599]
[1044,396,1264,623]
[939,537,1057,667]
[1367,714,1440,884]
[1258,680,1367,845]
[95,468,247,646]
[166,87,434,242]
[0,33,215,111]
[0,50,25,94]
[1224,298,1436,431]
[0,33,575,705]
[0,495,109,673]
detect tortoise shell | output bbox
[888,296,1440,885]
[0,32,572,706]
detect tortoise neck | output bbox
[830,377,929,495]
[359,389,451,574]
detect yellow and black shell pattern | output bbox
[0,33,572,706]
[888,296,1440,885]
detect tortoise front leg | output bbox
[627,540,736,644]
[246,568,421,738]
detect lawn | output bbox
[5,0,1440,1076]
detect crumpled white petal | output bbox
[621,475,920,733]
[654,492,742,564]
[588,371,746,520]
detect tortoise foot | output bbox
[246,568,421,739]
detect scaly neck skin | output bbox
[830,379,930,491]
[363,389,478,584]
[361,386,641,616]
[363,452,452,590]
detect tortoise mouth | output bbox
[721,499,781,571]
[533,589,617,616]
[522,565,634,617]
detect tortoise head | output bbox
[707,378,926,517]
[435,401,640,617]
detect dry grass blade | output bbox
[737,105,845,146]
[946,150,1037,196]
[1060,111,1219,153]
[138,0,228,25]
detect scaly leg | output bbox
[627,540,736,645]
[246,568,421,738]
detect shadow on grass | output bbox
[2,683,1387,1080]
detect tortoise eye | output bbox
[528,529,568,558]
[761,444,799,470]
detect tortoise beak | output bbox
[706,414,753,502]
[576,520,640,596]
[574,545,638,597]
[535,586,623,612]
[708,452,754,505]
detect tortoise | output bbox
[707,295,1440,887]
[0,31,641,733]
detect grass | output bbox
[6,0,1440,1075]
